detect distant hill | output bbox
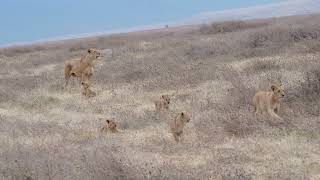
[187,0,320,23]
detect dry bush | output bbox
[0,45,47,57]
[290,69,320,116]
[303,70,320,96]
[199,20,269,35]
[68,44,89,52]
[0,143,127,180]
[196,15,320,59]
[249,26,320,48]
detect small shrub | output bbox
[20,95,60,111]
[200,20,268,35]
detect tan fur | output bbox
[100,119,119,133]
[81,81,96,98]
[64,48,102,89]
[155,95,171,111]
[170,112,191,142]
[253,84,285,121]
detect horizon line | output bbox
[1,0,319,48]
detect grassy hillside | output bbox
[0,14,320,179]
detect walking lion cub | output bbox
[253,84,285,121]
[170,112,191,142]
[155,95,171,111]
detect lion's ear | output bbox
[106,120,110,124]
[88,49,92,53]
[271,85,277,91]
[181,112,184,116]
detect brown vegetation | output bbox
[0,14,320,179]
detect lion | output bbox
[100,119,119,133]
[64,48,102,89]
[81,81,96,97]
[155,95,171,111]
[170,112,191,142]
[253,83,285,121]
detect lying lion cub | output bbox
[253,84,285,121]
[100,119,119,133]
[81,81,96,98]
[170,112,191,142]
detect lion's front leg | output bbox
[173,132,180,142]
[268,109,283,121]
[174,131,183,142]
[274,103,280,114]
[81,73,91,84]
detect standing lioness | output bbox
[64,48,102,89]
[253,84,285,120]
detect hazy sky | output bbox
[0,0,285,46]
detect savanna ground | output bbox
[0,14,320,180]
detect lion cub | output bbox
[170,112,191,142]
[81,81,96,97]
[155,95,171,111]
[100,119,119,133]
[253,84,285,121]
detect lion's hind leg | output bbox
[64,63,73,89]
[253,105,259,114]
[253,101,262,118]
[64,79,69,89]
[64,69,71,89]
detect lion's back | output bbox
[253,91,272,106]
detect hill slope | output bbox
[0,14,320,179]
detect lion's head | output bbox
[271,84,285,99]
[106,119,118,133]
[179,112,190,123]
[81,80,90,89]
[161,95,171,105]
[87,48,102,59]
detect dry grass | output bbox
[0,14,320,179]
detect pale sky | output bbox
[1,0,318,46]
